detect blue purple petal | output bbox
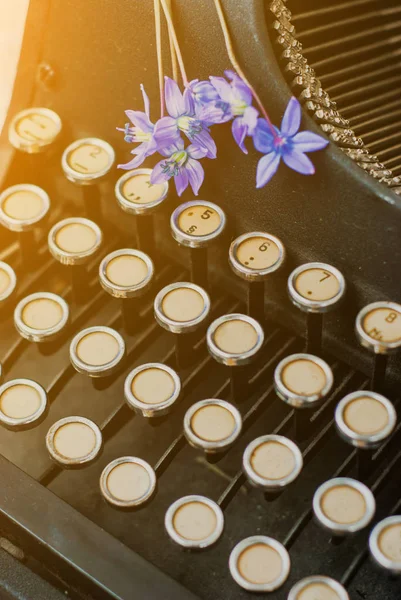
[292,130,329,152]
[232,117,248,154]
[140,84,151,118]
[280,97,301,137]
[283,149,315,175]
[256,152,281,188]
[154,116,180,147]
[164,77,186,118]
[185,158,204,196]
[175,169,189,196]
[253,119,275,154]
[125,110,153,133]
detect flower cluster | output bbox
[118,72,328,196]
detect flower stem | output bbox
[154,0,165,118]
[212,0,277,138]
[160,0,189,87]
[166,0,179,81]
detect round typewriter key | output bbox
[46,416,102,467]
[184,399,242,454]
[229,232,285,322]
[0,379,47,429]
[115,168,169,254]
[8,107,62,154]
[100,456,156,508]
[207,313,264,402]
[49,217,103,304]
[313,477,375,536]
[99,249,154,334]
[243,435,303,492]
[62,138,115,220]
[124,363,181,418]
[154,282,210,369]
[14,292,69,346]
[275,353,333,441]
[0,261,17,304]
[335,391,396,449]
[171,200,226,287]
[229,535,290,592]
[0,184,50,265]
[165,495,224,549]
[288,262,346,353]
[355,301,401,391]
[288,575,349,600]
[369,516,401,574]
[70,326,125,388]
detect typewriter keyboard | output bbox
[0,108,401,600]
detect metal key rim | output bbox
[206,313,264,366]
[229,535,290,592]
[355,301,401,354]
[8,107,62,154]
[274,353,334,408]
[99,248,154,298]
[48,217,103,265]
[313,477,376,535]
[229,231,285,281]
[369,516,401,574]
[69,326,126,377]
[61,137,115,185]
[46,416,102,467]
[0,378,47,428]
[288,262,346,313]
[115,168,169,215]
[170,200,226,248]
[165,495,224,549]
[0,184,50,232]
[14,292,69,342]
[335,390,397,449]
[184,398,242,453]
[288,575,349,600]
[100,456,157,508]
[124,363,181,417]
[154,281,211,334]
[0,261,17,302]
[243,434,303,490]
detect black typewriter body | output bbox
[0,1,400,599]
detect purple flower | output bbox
[117,84,158,170]
[253,97,329,188]
[210,71,259,154]
[153,77,217,159]
[150,139,207,196]
[188,79,220,106]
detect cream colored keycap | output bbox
[68,143,110,175]
[297,582,341,600]
[0,384,41,419]
[76,331,120,366]
[3,189,44,221]
[236,236,281,270]
[213,319,258,354]
[22,297,63,330]
[295,268,341,302]
[162,287,205,322]
[106,461,151,502]
[321,485,366,525]
[122,173,166,205]
[177,204,221,237]
[251,441,295,480]
[282,358,326,396]
[131,367,175,405]
[0,269,11,296]
[173,501,217,541]
[106,254,148,288]
[190,404,235,442]
[15,112,59,144]
[238,543,283,585]
[344,397,389,435]
[379,523,401,563]
[53,421,96,459]
[56,222,97,254]
[362,307,401,344]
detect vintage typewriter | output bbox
[0,0,400,598]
